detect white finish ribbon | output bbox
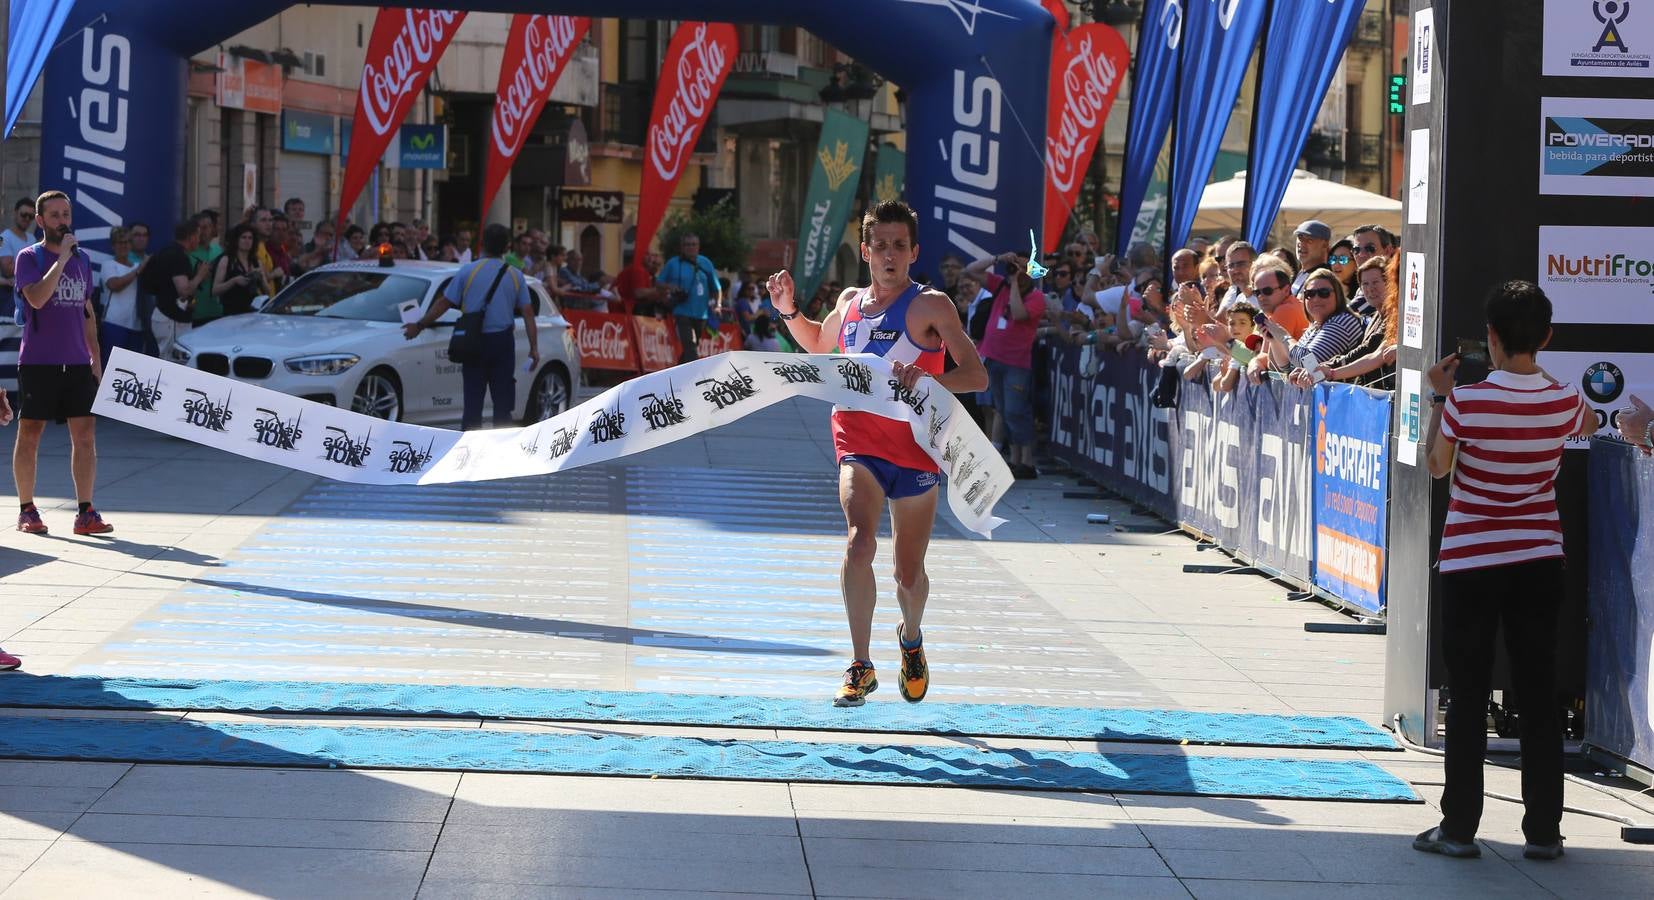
[94,348,1011,537]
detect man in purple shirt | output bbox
[11,190,111,539]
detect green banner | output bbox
[794,108,871,303]
[873,143,906,205]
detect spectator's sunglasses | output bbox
[1254,285,1280,297]
[1302,287,1336,299]
[1054,269,1072,278]
[1329,253,1352,265]
[1067,250,1086,258]
[1226,258,1251,270]
[1356,243,1380,254]
[17,211,34,221]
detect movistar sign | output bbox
[388,124,447,169]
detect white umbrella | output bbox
[1193,169,1403,245]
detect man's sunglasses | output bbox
[1226,259,1251,270]
[1054,269,1073,278]
[1356,244,1380,254]
[17,212,34,221]
[1328,254,1352,266]
[1302,286,1336,300]
[1254,285,1280,297]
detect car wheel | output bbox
[524,364,570,424]
[352,367,403,421]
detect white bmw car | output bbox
[169,259,580,424]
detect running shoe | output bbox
[1412,826,1481,859]
[73,507,113,536]
[16,507,46,534]
[0,648,19,671]
[897,622,929,702]
[833,661,878,707]
[1523,839,1565,861]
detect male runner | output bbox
[766,200,988,706]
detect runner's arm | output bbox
[918,291,988,394]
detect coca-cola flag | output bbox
[1042,23,1131,252]
[338,8,466,229]
[634,22,737,259]
[480,15,592,217]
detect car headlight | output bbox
[169,342,193,363]
[283,353,360,376]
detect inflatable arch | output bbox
[35,0,1053,281]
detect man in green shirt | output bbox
[503,231,533,271]
[188,211,225,324]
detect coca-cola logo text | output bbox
[1048,34,1123,195]
[576,319,631,362]
[647,24,729,182]
[492,16,582,158]
[360,10,463,137]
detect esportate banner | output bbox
[1167,0,1267,252]
[872,144,906,204]
[1242,0,1365,247]
[479,15,592,218]
[1115,0,1183,257]
[793,108,871,306]
[1043,23,1129,253]
[94,348,1011,538]
[633,21,737,259]
[337,8,465,231]
[1312,383,1391,614]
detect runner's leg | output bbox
[12,419,44,504]
[889,486,939,642]
[66,416,97,504]
[838,461,886,661]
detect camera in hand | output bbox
[1455,337,1491,386]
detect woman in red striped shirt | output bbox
[1414,280,1596,862]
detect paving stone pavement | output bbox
[1,399,1651,898]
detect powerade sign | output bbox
[1312,385,1391,614]
[281,110,336,155]
[1540,97,1654,196]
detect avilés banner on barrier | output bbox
[95,348,1012,538]
[794,108,871,306]
[1167,0,1266,252]
[480,15,592,217]
[1043,23,1129,253]
[338,8,465,230]
[634,22,737,259]
[1242,0,1364,246]
[1116,0,1183,256]
[873,144,906,204]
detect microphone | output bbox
[60,226,88,258]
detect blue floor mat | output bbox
[5,675,1398,750]
[0,716,1417,801]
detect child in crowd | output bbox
[1413,280,1596,863]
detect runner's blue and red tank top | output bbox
[831,282,947,472]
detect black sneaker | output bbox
[1412,826,1481,859]
[1012,464,1038,480]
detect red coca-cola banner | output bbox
[563,308,639,372]
[338,8,465,229]
[632,316,678,372]
[697,323,744,358]
[480,15,592,218]
[1042,23,1131,252]
[633,22,737,259]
